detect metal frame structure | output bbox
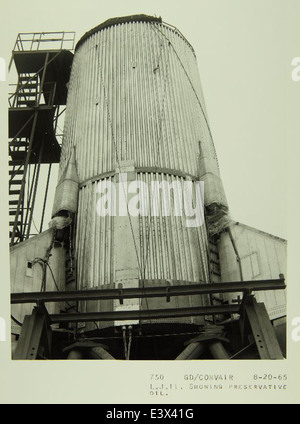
[11,278,286,305]
[9,27,286,362]
[9,32,76,69]
[8,32,75,245]
[12,276,286,360]
[13,305,52,360]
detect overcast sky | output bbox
[1,0,299,240]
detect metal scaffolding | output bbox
[8,32,75,245]
[12,276,286,360]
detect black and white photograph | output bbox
[0,0,299,405]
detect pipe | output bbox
[209,342,230,360]
[175,342,206,360]
[127,326,133,361]
[67,350,83,360]
[90,347,116,360]
[227,227,244,281]
[26,139,44,238]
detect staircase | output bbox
[8,74,39,243]
[9,145,27,242]
[8,31,75,246]
[15,74,38,108]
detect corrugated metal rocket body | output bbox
[53,16,229,326]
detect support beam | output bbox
[242,296,284,360]
[40,163,52,232]
[90,347,116,360]
[26,139,44,238]
[11,277,286,305]
[49,304,240,324]
[175,342,206,360]
[209,342,230,359]
[67,350,83,360]
[13,307,51,360]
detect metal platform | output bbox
[9,107,60,164]
[8,32,75,245]
[12,50,73,105]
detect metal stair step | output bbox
[9,160,24,166]
[9,200,19,206]
[17,100,36,106]
[9,190,21,196]
[9,221,22,227]
[10,152,26,160]
[19,87,38,92]
[19,75,37,80]
[19,80,38,86]
[18,91,37,95]
[9,210,20,216]
[9,169,24,176]
[17,96,37,101]
[19,81,38,86]
[9,180,23,186]
[17,94,37,99]
[9,141,29,147]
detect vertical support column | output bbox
[13,307,50,360]
[40,163,52,232]
[209,341,230,359]
[114,161,140,326]
[243,296,284,360]
[67,350,83,360]
[26,140,44,238]
[175,342,206,360]
[37,51,50,105]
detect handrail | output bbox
[9,81,57,108]
[12,31,76,52]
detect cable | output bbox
[98,66,143,278]
[227,227,244,281]
[46,261,100,331]
[127,326,133,360]
[32,218,40,235]
[11,315,23,327]
[121,326,134,360]
[122,326,128,360]
[150,22,219,167]
[80,330,207,341]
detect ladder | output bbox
[9,74,41,243]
